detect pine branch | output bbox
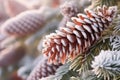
[53,62,70,80]
[70,70,102,80]
[91,50,120,80]
[80,71,99,80]
[91,0,118,8]
[113,15,120,35]
[110,36,120,50]
[70,37,111,73]
[40,62,78,80]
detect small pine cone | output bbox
[27,57,62,80]
[60,0,80,17]
[4,0,28,17]
[0,43,26,67]
[42,6,117,64]
[0,10,45,37]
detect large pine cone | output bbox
[42,6,117,64]
[27,57,62,80]
[0,10,45,37]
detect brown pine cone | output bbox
[0,43,26,67]
[27,57,62,80]
[0,10,45,37]
[42,6,117,64]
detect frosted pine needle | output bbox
[0,10,45,37]
[42,6,117,64]
[110,36,120,50]
[60,0,80,17]
[91,50,120,79]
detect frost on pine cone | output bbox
[60,0,80,17]
[27,57,62,80]
[0,10,45,37]
[42,6,117,64]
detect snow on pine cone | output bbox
[42,5,117,64]
[60,0,80,17]
[27,57,62,80]
[0,10,45,37]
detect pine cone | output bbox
[42,6,117,64]
[27,57,62,80]
[0,10,45,37]
[0,43,26,67]
[60,0,80,17]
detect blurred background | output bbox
[0,0,91,80]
